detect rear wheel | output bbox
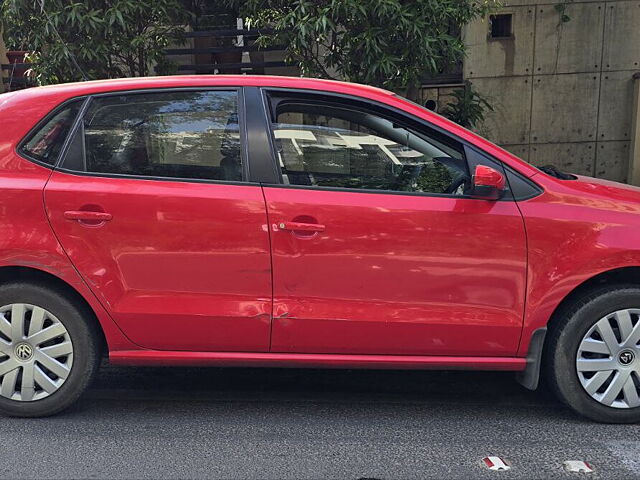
[0,283,100,417]
[547,286,640,423]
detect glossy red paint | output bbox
[0,106,131,351]
[1,75,640,372]
[265,186,527,356]
[474,165,506,190]
[516,173,640,355]
[45,173,273,351]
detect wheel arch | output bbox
[0,265,135,353]
[0,265,107,352]
[546,266,640,334]
[517,266,640,390]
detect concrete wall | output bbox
[463,0,640,182]
[418,84,465,114]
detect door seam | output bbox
[512,197,531,356]
[260,184,276,352]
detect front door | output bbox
[45,89,272,352]
[262,91,527,356]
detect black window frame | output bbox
[259,87,542,201]
[55,87,253,186]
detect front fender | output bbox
[517,186,640,356]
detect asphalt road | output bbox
[0,363,639,479]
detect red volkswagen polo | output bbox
[0,75,639,422]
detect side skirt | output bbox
[110,351,526,371]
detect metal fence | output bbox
[161,28,291,75]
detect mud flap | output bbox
[515,328,547,390]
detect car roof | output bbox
[15,75,396,101]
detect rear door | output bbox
[44,89,272,352]
[260,90,528,356]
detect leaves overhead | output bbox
[440,81,494,129]
[1,0,189,84]
[233,0,497,96]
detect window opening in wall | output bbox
[490,14,513,39]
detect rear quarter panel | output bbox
[0,90,135,351]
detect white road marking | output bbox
[563,461,594,473]
[482,456,511,471]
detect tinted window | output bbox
[22,100,82,165]
[62,90,243,182]
[270,101,468,195]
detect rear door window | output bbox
[61,90,244,182]
[21,100,83,166]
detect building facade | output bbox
[461,0,640,182]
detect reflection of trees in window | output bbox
[80,91,240,180]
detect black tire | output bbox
[0,282,101,417]
[546,285,640,423]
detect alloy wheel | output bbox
[577,309,640,408]
[0,304,73,401]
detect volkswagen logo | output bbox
[618,350,635,366]
[14,343,33,361]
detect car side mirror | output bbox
[471,165,506,200]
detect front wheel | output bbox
[547,286,640,423]
[0,282,101,417]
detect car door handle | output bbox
[278,221,325,232]
[64,211,113,222]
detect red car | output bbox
[0,75,639,422]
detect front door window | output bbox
[271,102,469,195]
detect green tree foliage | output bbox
[440,80,494,129]
[233,0,497,99]
[0,0,189,84]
